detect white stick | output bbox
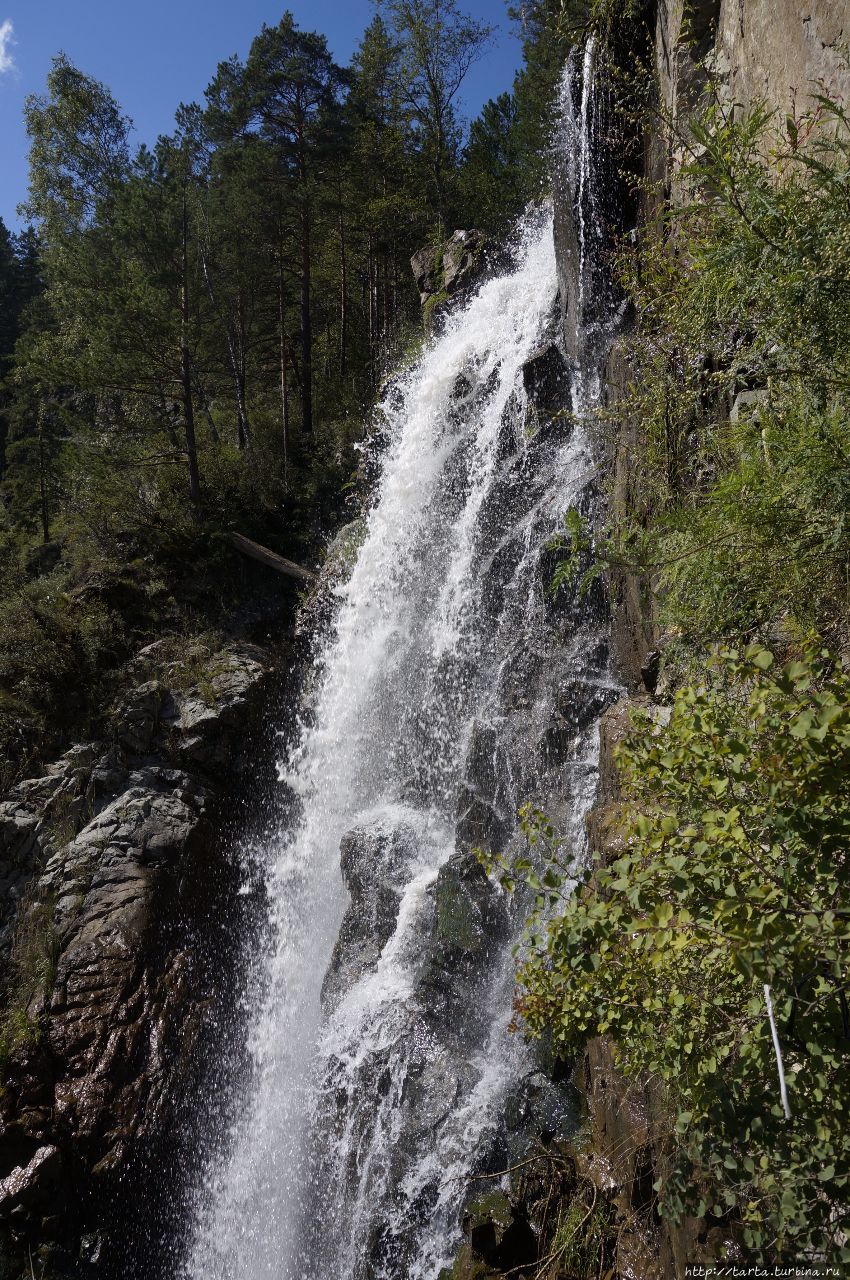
[764,983,791,1120]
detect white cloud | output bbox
[0,19,15,75]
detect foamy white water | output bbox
[186,47,614,1280]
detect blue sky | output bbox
[0,1,521,232]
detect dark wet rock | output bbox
[465,1190,536,1271]
[504,1071,581,1167]
[322,822,416,1012]
[416,852,509,1044]
[540,677,620,768]
[465,1190,514,1260]
[0,638,277,1273]
[0,1144,62,1216]
[463,723,508,810]
[402,1055,479,1138]
[438,1249,502,1280]
[522,343,571,420]
[437,1190,538,1279]
[455,721,513,854]
[640,647,661,694]
[434,853,502,958]
[455,789,510,856]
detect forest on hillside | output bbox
[0,0,571,785]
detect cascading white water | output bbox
[186,46,615,1280]
[569,37,597,325]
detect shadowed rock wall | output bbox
[0,642,282,1279]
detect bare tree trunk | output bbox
[382,252,390,352]
[0,397,7,482]
[278,253,289,476]
[181,186,202,507]
[193,376,220,444]
[300,187,313,434]
[234,289,251,451]
[38,410,49,544]
[338,172,348,378]
[367,233,375,382]
[199,243,250,451]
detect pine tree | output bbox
[347,16,421,379]
[459,92,526,235]
[205,15,347,435]
[378,0,492,229]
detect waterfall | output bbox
[185,46,616,1280]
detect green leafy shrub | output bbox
[507,647,850,1263]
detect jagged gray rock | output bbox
[411,229,490,311]
[0,1144,62,1216]
[0,639,276,1273]
[322,821,415,1013]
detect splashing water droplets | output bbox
[186,47,615,1280]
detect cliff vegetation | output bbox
[507,39,850,1276]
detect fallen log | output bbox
[229,532,317,584]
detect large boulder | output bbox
[158,642,272,777]
[411,230,491,321]
[322,821,416,1012]
[416,850,510,1041]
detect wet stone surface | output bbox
[0,641,277,1277]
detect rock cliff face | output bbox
[0,641,280,1279]
[607,0,850,690]
[444,3,850,1277]
[547,1,850,1274]
[657,0,849,131]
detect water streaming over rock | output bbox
[185,45,618,1280]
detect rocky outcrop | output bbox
[322,821,414,1013]
[0,640,278,1278]
[296,515,368,646]
[533,6,843,1270]
[602,340,659,688]
[651,0,850,202]
[555,1,850,694]
[411,229,499,326]
[658,0,849,131]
